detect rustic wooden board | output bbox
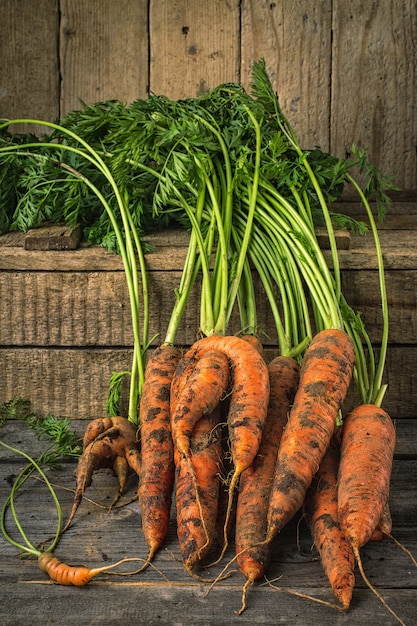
[0,345,416,420]
[240,0,332,151]
[0,0,59,134]
[149,0,240,98]
[331,1,417,191]
[0,266,416,346]
[0,419,416,626]
[59,0,149,114]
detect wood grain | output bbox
[331,1,417,191]
[0,0,59,133]
[0,345,415,419]
[149,0,240,98]
[59,0,149,114]
[241,0,332,151]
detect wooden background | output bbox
[1,0,416,194]
[1,0,417,420]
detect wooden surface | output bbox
[1,1,416,192]
[1,204,417,419]
[0,419,416,626]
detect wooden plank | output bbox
[240,0,332,151]
[0,417,416,626]
[24,224,81,251]
[1,266,416,346]
[331,1,417,192]
[2,231,417,272]
[59,0,149,115]
[0,0,59,130]
[0,345,416,420]
[149,0,240,98]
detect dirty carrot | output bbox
[235,355,300,614]
[337,403,406,625]
[304,434,355,610]
[266,328,355,542]
[337,403,396,550]
[63,416,141,531]
[175,406,223,575]
[137,343,182,564]
[170,349,230,458]
[184,334,270,560]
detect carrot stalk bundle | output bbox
[266,328,355,543]
[235,355,300,614]
[137,343,182,564]
[303,434,355,610]
[175,406,223,574]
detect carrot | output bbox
[181,335,270,556]
[38,552,146,586]
[337,404,396,551]
[175,406,223,575]
[170,348,230,459]
[235,355,300,614]
[138,343,181,563]
[266,328,355,542]
[336,403,406,625]
[63,416,141,531]
[303,434,355,610]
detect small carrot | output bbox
[235,355,300,614]
[38,552,146,586]
[138,343,181,563]
[181,335,270,558]
[63,416,141,531]
[304,434,355,610]
[266,328,355,542]
[175,406,223,575]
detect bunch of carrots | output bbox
[1,60,411,625]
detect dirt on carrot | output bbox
[63,416,141,532]
[304,434,355,610]
[266,328,355,543]
[138,343,182,564]
[235,355,300,614]
[175,406,223,575]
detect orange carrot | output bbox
[266,328,355,542]
[175,406,223,574]
[177,335,269,479]
[170,349,230,458]
[38,552,144,586]
[304,434,355,610]
[337,403,396,551]
[138,343,181,563]
[337,404,405,625]
[63,416,141,531]
[235,355,300,613]
[189,336,269,509]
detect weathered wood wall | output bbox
[1,0,416,192]
[1,204,417,420]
